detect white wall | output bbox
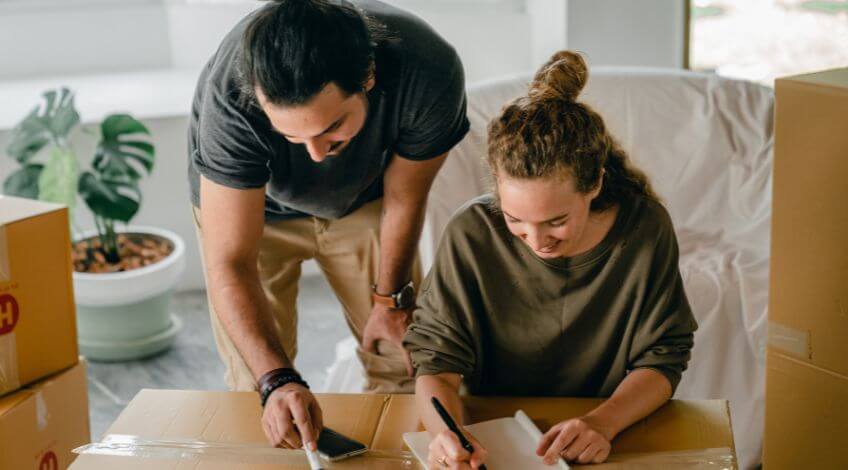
[0,0,172,80]
[387,2,532,84]
[165,1,262,70]
[566,0,688,68]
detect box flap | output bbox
[765,349,848,468]
[777,68,848,91]
[0,360,83,414]
[0,195,65,226]
[72,390,390,469]
[373,395,735,456]
[97,390,388,445]
[0,387,33,416]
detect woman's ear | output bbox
[589,169,605,200]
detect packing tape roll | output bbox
[767,321,811,359]
[74,434,423,469]
[0,332,20,395]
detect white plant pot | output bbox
[73,225,185,361]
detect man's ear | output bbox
[364,61,376,92]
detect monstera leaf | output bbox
[2,164,43,198]
[5,88,79,164]
[92,114,154,184]
[37,147,79,209]
[78,171,142,223]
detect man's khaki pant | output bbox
[193,198,419,393]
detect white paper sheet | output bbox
[403,410,570,470]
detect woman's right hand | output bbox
[427,428,488,469]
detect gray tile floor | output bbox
[86,274,352,440]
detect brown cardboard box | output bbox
[71,390,735,469]
[765,350,848,468]
[0,196,79,396]
[0,361,90,470]
[765,68,848,469]
[71,390,392,469]
[374,395,736,466]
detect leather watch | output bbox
[372,281,415,310]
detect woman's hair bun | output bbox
[529,50,588,103]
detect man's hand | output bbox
[261,383,323,450]
[536,416,613,465]
[361,302,415,376]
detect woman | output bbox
[403,50,697,469]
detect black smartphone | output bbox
[316,427,368,461]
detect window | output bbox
[690,0,848,86]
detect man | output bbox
[188,0,468,453]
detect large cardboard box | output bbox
[765,68,848,469]
[71,391,391,469]
[71,390,735,469]
[0,196,79,396]
[0,361,90,470]
[374,395,736,467]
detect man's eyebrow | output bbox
[502,210,569,223]
[282,113,347,139]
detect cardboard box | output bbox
[71,391,391,469]
[374,395,736,466]
[765,350,848,468]
[0,196,79,396]
[765,68,848,469]
[0,361,90,470]
[71,390,735,469]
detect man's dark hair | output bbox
[240,0,383,107]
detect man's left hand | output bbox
[362,303,415,376]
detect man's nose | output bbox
[305,139,329,162]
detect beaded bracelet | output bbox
[258,368,310,407]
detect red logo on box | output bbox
[0,293,19,335]
[39,451,58,470]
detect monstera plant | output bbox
[3,88,186,361]
[3,87,156,266]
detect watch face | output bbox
[397,284,415,309]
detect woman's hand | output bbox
[536,416,612,465]
[427,428,488,469]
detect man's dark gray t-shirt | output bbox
[188,0,470,220]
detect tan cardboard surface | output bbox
[780,67,848,90]
[72,390,735,469]
[70,391,391,470]
[0,361,90,470]
[373,395,735,456]
[0,196,78,396]
[0,195,65,226]
[764,349,848,469]
[769,69,848,377]
[766,68,848,469]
